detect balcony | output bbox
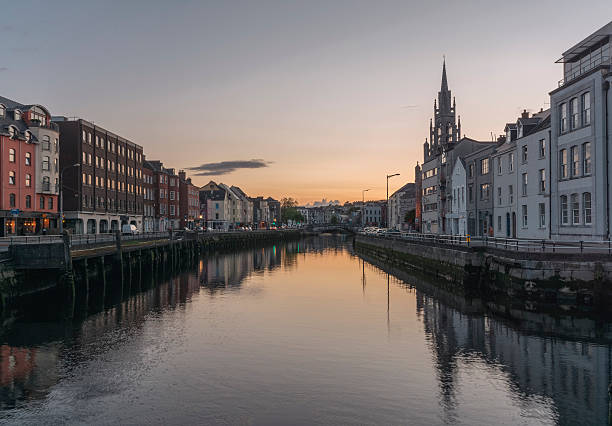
[558,55,610,87]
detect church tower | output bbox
[429,59,460,153]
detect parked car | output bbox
[122,224,140,235]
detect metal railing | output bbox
[360,231,612,255]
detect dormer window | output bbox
[24,130,32,143]
[0,104,5,118]
[13,109,21,121]
[8,125,17,139]
[29,106,47,126]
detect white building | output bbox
[549,22,610,241]
[447,158,467,235]
[363,203,382,226]
[388,183,416,230]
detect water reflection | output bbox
[0,236,609,425]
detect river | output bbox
[0,236,610,425]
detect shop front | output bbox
[0,211,59,236]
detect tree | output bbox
[330,215,338,225]
[281,197,302,224]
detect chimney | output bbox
[179,170,186,181]
[521,109,529,119]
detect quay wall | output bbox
[354,235,612,308]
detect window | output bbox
[539,169,546,193]
[468,164,474,178]
[509,153,514,172]
[9,193,15,207]
[497,215,502,231]
[170,205,175,216]
[54,158,58,172]
[571,146,579,177]
[561,195,568,225]
[497,187,502,205]
[560,102,567,133]
[582,92,591,126]
[25,195,31,209]
[48,197,53,209]
[42,135,51,150]
[25,174,31,187]
[522,205,528,227]
[88,153,92,165]
[82,173,87,184]
[25,152,31,166]
[43,156,50,171]
[88,132,92,144]
[559,149,567,178]
[0,104,4,118]
[583,142,591,175]
[39,196,44,209]
[82,130,86,142]
[539,203,546,228]
[583,192,592,225]
[521,145,528,163]
[54,138,58,152]
[43,176,50,191]
[479,183,490,200]
[468,185,473,202]
[497,157,502,174]
[508,185,513,204]
[7,148,16,163]
[522,173,528,196]
[8,171,15,185]
[480,158,489,175]
[539,138,546,159]
[571,193,580,224]
[82,152,87,164]
[569,98,579,129]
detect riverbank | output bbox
[0,230,302,319]
[354,234,612,312]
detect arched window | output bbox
[8,125,17,139]
[25,152,31,166]
[42,135,51,150]
[9,193,15,207]
[25,174,31,187]
[25,195,31,208]
[24,130,32,143]
[8,171,15,185]
[13,109,21,121]
[0,104,5,118]
[8,149,15,163]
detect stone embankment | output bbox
[354,234,612,309]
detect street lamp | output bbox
[361,189,370,226]
[59,163,80,234]
[386,173,400,229]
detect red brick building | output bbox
[178,170,198,229]
[144,160,169,231]
[0,97,59,235]
[142,161,155,232]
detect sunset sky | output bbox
[1,0,610,204]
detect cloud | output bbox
[188,159,272,176]
[0,67,7,72]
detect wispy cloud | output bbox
[188,159,272,176]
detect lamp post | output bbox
[59,163,80,234]
[361,189,370,227]
[386,173,400,229]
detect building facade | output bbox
[549,22,610,241]
[388,182,416,230]
[53,117,144,234]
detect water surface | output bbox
[0,237,610,425]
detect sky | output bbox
[0,1,610,204]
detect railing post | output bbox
[541,240,545,252]
[580,240,583,253]
[516,240,518,251]
[552,241,555,253]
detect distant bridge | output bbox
[306,224,355,234]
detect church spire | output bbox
[441,57,448,93]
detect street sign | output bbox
[10,209,19,217]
